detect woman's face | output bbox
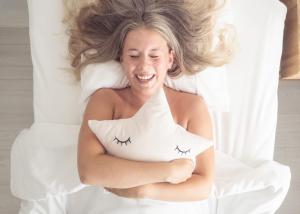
[120,27,174,97]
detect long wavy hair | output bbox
[63,0,236,80]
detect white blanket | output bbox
[11,122,290,213]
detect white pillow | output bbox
[88,88,213,165]
[80,61,230,113]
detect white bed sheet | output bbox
[11,0,291,213]
[214,0,287,165]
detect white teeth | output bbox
[136,74,154,80]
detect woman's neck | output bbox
[127,85,166,109]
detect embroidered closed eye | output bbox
[175,145,191,155]
[113,137,132,146]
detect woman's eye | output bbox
[130,55,139,59]
[113,137,132,146]
[150,55,159,59]
[175,145,190,155]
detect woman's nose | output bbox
[137,55,149,69]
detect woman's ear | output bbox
[168,49,174,69]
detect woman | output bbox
[66,0,233,203]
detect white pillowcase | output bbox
[80,61,230,113]
[88,88,213,165]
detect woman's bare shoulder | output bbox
[166,87,212,139]
[91,88,118,100]
[182,93,212,140]
[165,86,205,111]
[84,88,120,120]
[181,92,206,112]
[91,88,128,101]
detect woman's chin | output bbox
[131,79,163,95]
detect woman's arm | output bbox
[143,147,214,201]
[106,95,215,201]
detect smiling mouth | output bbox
[135,74,155,82]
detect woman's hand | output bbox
[105,184,151,199]
[104,158,194,199]
[166,158,194,184]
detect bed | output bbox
[10,0,291,213]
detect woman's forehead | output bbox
[123,28,169,51]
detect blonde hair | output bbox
[63,0,236,80]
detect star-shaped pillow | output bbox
[88,88,213,165]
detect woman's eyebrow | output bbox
[127,48,138,51]
[149,48,161,51]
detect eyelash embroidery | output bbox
[175,145,191,155]
[113,137,132,146]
